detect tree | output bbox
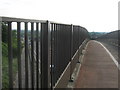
[2,23,8,43]
[2,23,18,57]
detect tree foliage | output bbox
[2,23,8,43]
[2,23,18,88]
[2,23,18,58]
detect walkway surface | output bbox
[75,40,118,88]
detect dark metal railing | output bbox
[0,16,90,89]
[0,17,2,90]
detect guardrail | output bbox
[0,17,2,90]
[0,16,90,89]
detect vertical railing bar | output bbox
[81,29,84,42]
[64,25,66,67]
[41,23,48,88]
[41,21,51,88]
[77,26,79,48]
[8,22,13,88]
[53,23,57,86]
[17,22,22,88]
[50,24,54,90]
[79,27,82,45]
[36,22,39,89]
[78,26,79,48]
[80,27,82,44]
[47,21,51,88]
[51,23,56,88]
[56,24,59,82]
[56,24,59,81]
[77,26,80,63]
[62,24,65,70]
[118,30,120,65]
[70,24,73,80]
[31,22,35,89]
[25,22,29,88]
[39,23,41,88]
[40,23,43,89]
[0,18,2,90]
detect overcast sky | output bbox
[0,0,119,32]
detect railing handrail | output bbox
[1,16,47,23]
[1,16,87,28]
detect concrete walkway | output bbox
[75,40,118,88]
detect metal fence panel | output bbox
[41,21,51,88]
[0,17,2,90]
[1,17,90,89]
[31,22,35,89]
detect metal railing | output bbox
[0,16,90,89]
[0,17,2,90]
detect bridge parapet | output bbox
[0,16,90,89]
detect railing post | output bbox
[36,22,40,89]
[8,22,13,89]
[41,21,51,89]
[17,22,22,88]
[0,17,2,90]
[118,3,120,87]
[77,26,80,63]
[47,21,51,89]
[25,22,29,88]
[70,24,73,81]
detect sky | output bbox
[0,0,119,32]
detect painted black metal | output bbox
[51,23,53,88]
[31,22,35,89]
[25,22,29,88]
[53,23,57,86]
[41,21,51,88]
[36,22,39,89]
[52,24,72,86]
[2,17,90,89]
[8,22,13,89]
[70,24,73,80]
[47,21,51,89]
[17,22,22,88]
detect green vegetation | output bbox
[2,42,9,88]
[89,32,107,39]
[2,23,19,88]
